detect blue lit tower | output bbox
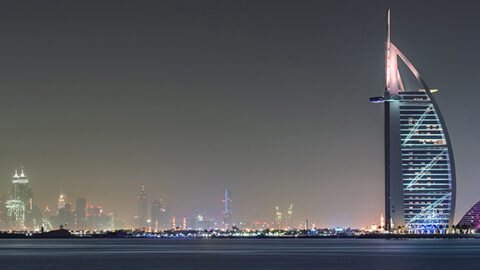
[222,190,232,229]
[370,10,456,232]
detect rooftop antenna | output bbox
[387,9,391,46]
[385,8,399,95]
[385,9,391,92]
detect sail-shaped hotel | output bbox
[371,10,456,233]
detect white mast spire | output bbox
[387,9,391,46]
[385,9,399,95]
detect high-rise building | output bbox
[57,191,67,213]
[0,196,5,230]
[286,204,293,228]
[50,190,73,229]
[137,186,148,228]
[150,199,165,231]
[5,168,33,230]
[275,206,282,229]
[222,190,232,229]
[86,205,109,230]
[75,198,87,230]
[370,10,455,232]
[193,214,215,230]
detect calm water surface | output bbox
[1,238,480,269]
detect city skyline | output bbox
[1,168,299,230]
[0,1,479,228]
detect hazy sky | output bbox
[0,0,478,228]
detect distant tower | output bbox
[57,190,67,213]
[287,204,293,227]
[150,199,164,232]
[137,186,148,228]
[182,217,186,230]
[380,214,385,231]
[275,206,283,229]
[109,212,116,231]
[44,206,51,217]
[75,198,87,230]
[5,168,33,230]
[55,190,73,229]
[222,190,232,229]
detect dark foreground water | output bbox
[1,238,480,269]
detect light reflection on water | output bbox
[1,238,480,269]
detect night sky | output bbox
[0,0,477,228]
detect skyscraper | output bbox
[371,10,455,232]
[51,197,74,229]
[275,206,282,229]
[75,198,87,230]
[0,196,5,230]
[57,191,67,213]
[137,186,148,228]
[150,199,165,231]
[87,205,102,230]
[222,190,232,229]
[5,168,33,230]
[286,204,293,228]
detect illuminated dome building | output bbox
[458,201,480,228]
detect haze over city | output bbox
[0,0,478,229]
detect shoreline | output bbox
[0,230,478,240]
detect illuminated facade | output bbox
[5,169,33,230]
[57,191,67,212]
[222,190,232,229]
[458,201,480,229]
[371,10,455,232]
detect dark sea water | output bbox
[1,238,480,269]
